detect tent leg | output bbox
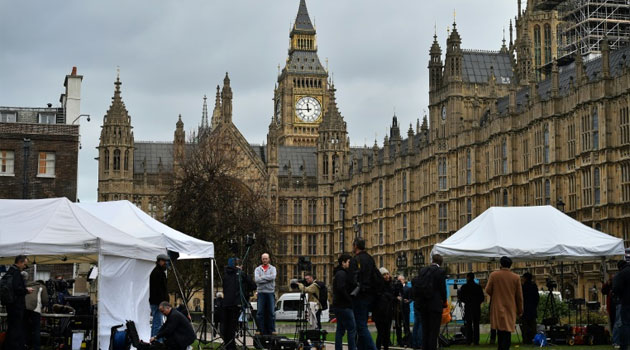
[210,258,215,344]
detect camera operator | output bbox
[458,272,484,346]
[520,273,539,345]
[349,237,382,350]
[223,257,255,350]
[293,273,323,329]
[149,254,170,339]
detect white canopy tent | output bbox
[0,197,164,349]
[432,206,626,262]
[77,200,214,260]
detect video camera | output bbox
[546,278,558,290]
[297,256,312,272]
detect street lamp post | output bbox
[396,253,408,276]
[340,188,348,252]
[557,198,566,293]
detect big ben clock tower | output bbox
[272,0,329,146]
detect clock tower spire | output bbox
[272,0,329,147]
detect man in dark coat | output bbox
[613,260,630,350]
[416,254,447,350]
[149,254,170,338]
[332,254,356,350]
[520,272,539,344]
[349,237,381,350]
[222,258,255,350]
[458,272,485,345]
[151,301,196,350]
[4,255,33,350]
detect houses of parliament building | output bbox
[98,0,630,299]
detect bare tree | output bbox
[165,132,274,306]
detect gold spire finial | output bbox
[434,22,437,37]
[116,66,120,81]
[453,9,456,24]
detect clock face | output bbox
[295,96,322,123]
[441,106,447,121]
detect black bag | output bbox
[414,266,436,300]
[314,281,328,310]
[0,272,14,305]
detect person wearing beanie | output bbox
[485,256,523,350]
[149,254,170,339]
[374,267,394,350]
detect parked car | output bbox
[275,292,329,322]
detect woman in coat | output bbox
[485,257,523,350]
[374,267,395,350]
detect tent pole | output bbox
[210,258,215,344]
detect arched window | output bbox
[124,150,129,171]
[534,25,541,79]
[594,167,601,205]
[466,149,472,184]
[104,150,110,171]
[545,179,551,205]
[113,149,121,170]
[543,124,550,164]
[592,107,599,150]
[503,189,509,206]
[544,24,552,64]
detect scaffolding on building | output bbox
[557,0,630,59]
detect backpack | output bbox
[414,266,436,300]
[314,281,328,310]
[0,272,14,306]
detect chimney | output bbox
[63,66,83,124]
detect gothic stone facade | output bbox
[97,1,630,299]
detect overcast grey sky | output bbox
[0,0,517,202]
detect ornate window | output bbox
[534,25,542,79]
[278,199,288,224]
[621,105,630,145]
[438,157,447,190]
[124,150,129,171]
[357,187,363,215]
[104,150,110,171]
[438,203,448,232]
[568,174,577,211]
[466,149,472,184]
[522,137,530,170]
[378,180,384,208]
[113,149,121,170]
[402,214,408,240]
[543,124,550,164]
[466,198,472,223]
[582,169,592,206]
[622,162,630,203]
[293,199,302,225]
[544,24,552,64]
[544,179,551,205]
[594,167,601,205]
[503,189,509,206]
[502,138,508,174]
[568,122,576,158]
[292,234,302,255]
[592,107,599,150]
[307,234,317,255]
[378,219,384,245]
[308,200,317,225]
[402,172,408,203]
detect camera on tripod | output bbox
[546,278,558,290]
[297,256,312,272]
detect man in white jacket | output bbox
[254,253,277,335]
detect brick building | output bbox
[0,68,82,201]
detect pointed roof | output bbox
[319,84,345,131]
[201,95,208,129]
[176,114,184,128]
[293,0,315,34]
[104,73,131,124]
